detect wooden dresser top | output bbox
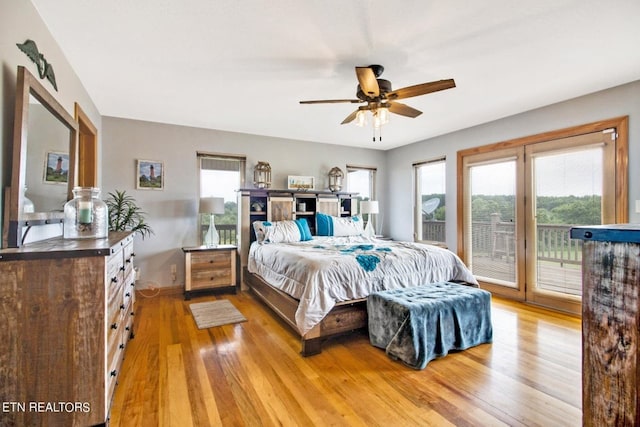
[0,231,133,261]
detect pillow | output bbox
[316,213,363,237]
[252,220,268,243]
[252,219,312,243]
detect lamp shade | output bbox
[199,197,225,214]
[359,200,379,215]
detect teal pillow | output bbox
[316,212,333,236]
[295,218,313,241]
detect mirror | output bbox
[5,66,78,247]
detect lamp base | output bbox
[203,214,220,247]
[363,221,375,238]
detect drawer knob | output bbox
[111,323,118,330]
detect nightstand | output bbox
[182,244,237,300]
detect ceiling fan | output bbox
[300,65,456,128]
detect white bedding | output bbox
[248,236,478,335]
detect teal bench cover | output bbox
[368,282,493,369]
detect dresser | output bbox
[0,232,135,426]
[183,244,237,299]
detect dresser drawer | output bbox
[123,242,135,278]
[107,253,123,289]
[107,280,126,328]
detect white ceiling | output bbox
[31,0,640,150]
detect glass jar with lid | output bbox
[63,187,108,239]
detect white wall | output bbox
[386,80,640,248]
[0,0,101,241]
[102,117,386,288]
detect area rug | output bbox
[189,300,247,329]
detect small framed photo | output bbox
[287,175,315,190]
[43,151,69,184]
[137,159,164,190]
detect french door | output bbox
[461,148,525,301]
[459,119,627,314]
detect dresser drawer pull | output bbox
[120,266,126,271]
[110,370,117,377]
[111,276,118,284]
[125,326,130,331]
[120,304,125,310]
[119,343,125,350]
[111,323,118,330]
[126,258,132,263]
[130,282,135,287]
[125,292,131,298]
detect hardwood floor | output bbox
[109,289,581,426]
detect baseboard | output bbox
[135,284,183,298]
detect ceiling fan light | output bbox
[355,110,367,127]
[379,107,390,125]
[372,107,389,129]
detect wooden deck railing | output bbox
[422,220,582,265]
[199,223,238,246]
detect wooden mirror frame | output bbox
[74,102,98,187]
[4,66,78,247]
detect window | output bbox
[198,153,246,245]
[347,166,375,200]
[414,158,446,244]
[347,165,377,231]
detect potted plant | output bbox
[105,190,154,239]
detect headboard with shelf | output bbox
[238,188,358,273]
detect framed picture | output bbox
[137,159,164,190]
[287,175,315,190]
[43,151,69,184]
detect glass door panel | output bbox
[466,157,519,289]
[525,130,613,312]
[532,147,602,296]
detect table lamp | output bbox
[359,200,379,238]
[199,197,225,247]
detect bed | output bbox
[246,222,478,355]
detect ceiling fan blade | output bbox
[300,99,362,104]
[388,102,423,118]
[355,66,379,97]
[386,79,456,100]
[341,109,360,124]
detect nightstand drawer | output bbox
[190,269,232,289]
[190,250,231,269]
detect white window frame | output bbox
[413,157,446,244]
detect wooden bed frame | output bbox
[243,267,368,356]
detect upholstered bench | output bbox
[367,282,493,369]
